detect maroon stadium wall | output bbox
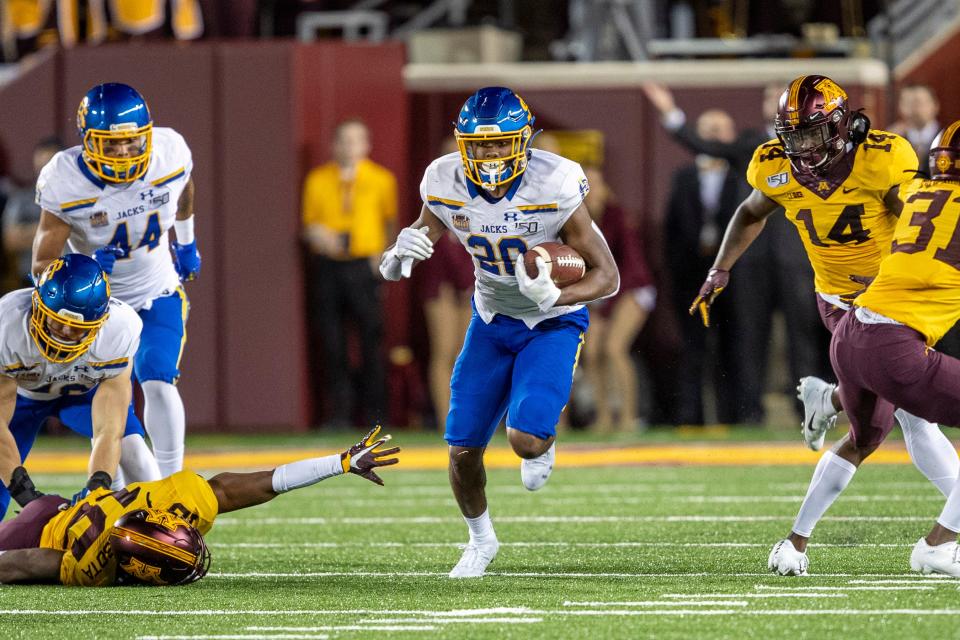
[0,41,408,432]
[0,48,886,431]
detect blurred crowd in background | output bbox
[0,0,946,432]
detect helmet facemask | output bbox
[81,124,153,184]
[777,109,847,174]
[456,125,533,191]
[29,289,108,364]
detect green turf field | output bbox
[2,454,957,639]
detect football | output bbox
[523,242,587,287]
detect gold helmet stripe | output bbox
[787,76,807,112]
[111,526,198,565]
[941,120,960,148]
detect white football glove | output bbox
[515,254,561,312]
[379,226,434,281]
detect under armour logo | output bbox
[504,212,519,222]
[139,189,155,201]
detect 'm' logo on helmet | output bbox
[109,508,211,587]
[775,75,852,175]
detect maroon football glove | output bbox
[689,268,730,328]
[340,425,400,486]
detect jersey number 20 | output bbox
[467,235,528,276]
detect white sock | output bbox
[937,474,960,532]
[463,509,496,543]
[119,434,161,482]
[792,451,857,537]
[897,409,959,497]
[142,380,186,477]
[111,467,126,491]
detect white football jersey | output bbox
[0,289,142,401]
[420,150,590,328]
[36,127,193,311]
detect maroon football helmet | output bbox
[775,75,855,174]
[929,120,960,181]
[109,508,211,586]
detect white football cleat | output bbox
[910,537,960,577]
[797,376,839,451]
[768,539,809,576]
[448,537,500,578]
[521,443,555,491]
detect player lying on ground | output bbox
[685,74,960,575]
[1,254,159,520]
[0,426,399,586]
[33,82,201,482]
[816,121,960,577]
[380,86,620,578]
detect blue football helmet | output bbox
[454,87,535,190]
[31,254,111,363]
[77,83,153,184]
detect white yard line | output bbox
[202,571,936,579]
[210,541,910,549]
[214,515,930,526]
[562,601,750,607]
[663,593,850,599]
[16,607,960,619]
[138,636,330,640]
[753,585,935,591]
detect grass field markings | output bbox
[138,636,332,640]
[562,601,750,607]
[847,578,954,584]
[209,541,912,549]
[662,593,849,599]
[360,618,543,625]
[678,495,942,503]
[753,585,936,592]
[208,571,915,579]
[214,515,931,526]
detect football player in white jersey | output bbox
[0,254,159,518]
[380,87,620,577]
[31,83,200,479]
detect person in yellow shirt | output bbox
[828,122,960,577]
[302,119,398,427]
[0,426,398,586]
[687,75,959,576]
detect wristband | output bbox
[86,471,112,491]
[7,466,43,508]
[174,216,196,244]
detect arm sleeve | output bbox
[168,471,219,532]
[418,160,446,222]
[557,162,589,227]
[885,134,921,188]
[35,162,66,221]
